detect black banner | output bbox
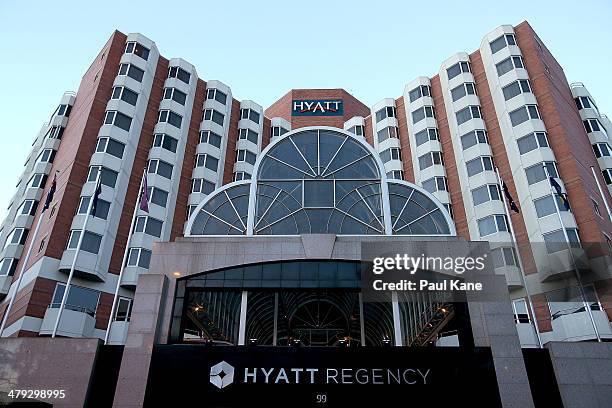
[145,345,501,407]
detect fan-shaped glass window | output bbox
[254,129,384,235]
[388,181,451,235]
[189,183,249,235]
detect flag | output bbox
[43,174,57,210]
[549,177,571,211]
[91,180,102,215]
[502,181,520,213]
[139,172,149,213]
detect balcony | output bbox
[515,322,539,348]
[39,305,96,338]
[550,308,612,342]
[106,320,130,345]
[0,274,12,300]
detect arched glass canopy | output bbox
[186,127,455,236]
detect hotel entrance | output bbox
[171,260,471,348]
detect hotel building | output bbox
[0,21,611,408]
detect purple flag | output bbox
[139,172,149,213]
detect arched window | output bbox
[186,127,455,237]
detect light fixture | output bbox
[172,271,181,277]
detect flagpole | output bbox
[51,172,100,338]
[542,164,601,342]
[104,169,146,344]
[495,167,542,348]
[0,207,47,336]
[590,166,612,222]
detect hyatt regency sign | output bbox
[145,345,501,407]
[292,99,344,116]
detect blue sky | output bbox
[0,0,610,218]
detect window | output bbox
[149,186,169,208]
[114,297,133,322]
[239,128,259,144]
[148,159,173,179]
[451,82,476,102]
[517,132,548,154]
[472,184,501,205]
[235,149,257,165]
[512,299,530,323]
[134,216,163,237]
[456,106,482,125]
[380,147,402,163]
[67,230,102,254]
[547,284,601,321]
[418,151,443,170]
[96,137,125,159]
[87,166,119,188]
[303,180,334,208]
[28,173,47,189]
[408,85,431,102]
[377,126,400,142]
[46,125,65,140]
[240,108,260,124]
[118,63,144,82]
[460,129,488,150]
[158,109,182,128]
[534,194,570,218]
[195,154,219,171]
[125,41,150,60]
[466,156,494,177]
[191,178,215,194]
[387,170,404,180]
[477,214,509,237]
[422,176,448,193]
[415,128,440,146]
[491,247,518,269]
[203,109,224,126]
[0,257,17,276]
[104,110,132,131]
[574,96,597,111]
[412,106,435,123]
[543,228,580,253]
[51,283,100,316]
[153,133,178,153]
[591,197,601,217]
[490,33,517,53]
[163,87,187,105]
[273,126,290,137]
[17,199,38,216]
[37,148,56,164]
[496,56,524,76]
[583,118,606,135]
[4,228,28,247]
[78,196,110,219]
[509,105,540,126]
[602,169,612,185]
[525,162,558,185]
[199,130,222,148]
[206,88,227,105]
[168,66,190,84]
[375,106,397,122]
[187,205,197,219]
[111,86,139,106]
[57,104,72,117]
[127,248,152,269]
[233,171,251,181]
[446,61,471,80]
[593,143,611,158]
[502,79,531,100]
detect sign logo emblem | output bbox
[292,99,344,116]
[210,361,235,389]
